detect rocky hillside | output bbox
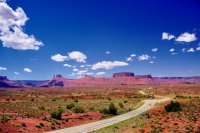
[0,76,24,88]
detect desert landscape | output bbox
[0,73,200,133]
[1,0,200,133]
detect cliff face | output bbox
[113,72,134,77]
[1,72,200,88]
[0,76,24,88]
[40,74,76,87]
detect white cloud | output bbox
[73,68,79,72]
[171,52,178,55]
[187,48,195,53]
[80,65,85,68]
[138,54,151,61]
[24,68,32,73]
[126,54,136,61]
[80,64,91,68]
[175,32,197,43]
[96,72,106,76]
[76,70,94,76]
[152,48,158,52]
[196,44,200,51]
[169,48,175,52]
[91,61,128,70]
[0,67,7,70]
[182,48,186,52]
[14,72,20,75]
[106,50,111,54]
[0,1,43,50]
[68,51,87,63]
[51,54,68,62]
[149,61,154,64]
[162,32,175,40]
[63,63,72,67]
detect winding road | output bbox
[47,91,170,133]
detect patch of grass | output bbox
[0,115,11,123]
[66,103,75,109]
[73,106,84,113]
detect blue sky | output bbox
[0,0,200,80]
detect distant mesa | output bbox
[53,74,63,79]
[0,76,24,88]
[135,75,152,78]
[0,76,7,80]
[1,72,200,88]
[113,72,134,77]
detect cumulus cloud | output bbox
[91,61,128,70]
[138,54,151,61]
[0,1,43,50]
[14,72,20,75]
[175,32,197,43]
[169,48,175,52]
[68,51,87,63]
[152,48,158,52]
[76,70,94,76]
[51,54,68,62]
[51,51,87,63]
[96,71,106,76]
[126,54,136,61]
[162,32,175,40]
[63,63,72,67]
[24,68,32,73]
[0,66,7,70]
[73,68,79,72]
[187,48,195,52]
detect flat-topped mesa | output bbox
[53,74,63,79]
[135,75,152,78]
[113,72,134,77]
[0,76,7,80]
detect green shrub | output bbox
[39,122,44,127]
[21,123,26,127]
[52,98,56,101]
[74,99,78,103]
[107,97,112,101]
[99,108,109,114]
[118,102,124,108]
[66,103,75,109]
[73,106,84,113]
[65,118,69,122]
[124,100,128,103]
[50,107,63,120]
[0,115,11,123]
[35,124,41,128]
[165,101,181,112]
[51,126,56,130]
[38,106,45,110]
[108,102,117,115]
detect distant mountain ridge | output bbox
[1,72,200,88]
[0,76,24,88]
